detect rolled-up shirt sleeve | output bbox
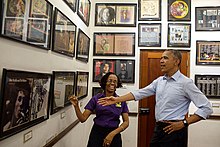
[184,79,213,119]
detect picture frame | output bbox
[52,8,77,57]
[138,0,161,21]
[93,59,135,83]
[0,68,51,140]
[77,0,91,26]
[75,71,89,100]
[93,32,135,56]
[196,41,220,65]
[51,71,75,115]
[195,75,220,99]
[138,23,161,47]
[1,0,53,50]
[195,7,220,31]
[76,29,90,63]
[92,87,103,96]
[63,0,77,12]
[167,23,191,47]
[168,0,191,21]
[95,3,137,27]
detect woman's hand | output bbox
[103,132,115,147]
[69,95,78,107]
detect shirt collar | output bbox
[163,70,180,81]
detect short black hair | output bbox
[165,49,182,66]
[99,72,122,90]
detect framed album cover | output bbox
[138,0,161,21]
[51,71,75,115]
[93,33,135,56]
[195,7,220,31]
[92,87,103,96]
[168,0,191,21]
[195,75,220,99]
[167,23,191,47]
[196,41,220,65]
[95,3,137,27]
[75,71,89,100]
[76,29,90,63]
[77,0,91,26]
[138,23,161,47]
[63,0,77,12]
[1,0,53,49]
[0,68,51,139]
[52,8,77,57]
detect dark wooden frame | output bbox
[77,0,91,26]
[168,0,191,21]
[138,23,161,47]
[52,8,77,57]
[63,0,77,12]
[196,40,220,65]
[0,68,51,140]
[76,29,90,63]
[0,0,53,50]
[195,7,220,31]
[138,0,161,21]
[51,71,75,115]
[167,23,191,47]
[75,71,89,100]
[195,74,220,99]
[95,3,137,27]
[93,32,135,56]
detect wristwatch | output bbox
[183,119,189,127]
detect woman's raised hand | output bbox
[69,95,78,107]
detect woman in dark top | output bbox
[69,72,129,147]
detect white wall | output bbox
[0,0,220,147]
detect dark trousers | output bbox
[150,122,188,147]
[87,124,122,147]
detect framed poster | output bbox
[92,87,103,96]
[63,0,77,12]
[115,60,135,83]
[195,75,220,99]
[51,71,75,115]
[195,7,220,31]
[0,68,51,139]
[77,0,91,26]
[93,33,135,56]
[1,0,53,49]
[95,3,137,27]
[167,23,191,47]
[138,0,161,21]
[76,29,90,63]
[75,71,89,100]
[52,8,77,57]
[196,41,220,65]
[138,23,161,47]
[168,0,191,21]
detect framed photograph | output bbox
[75,71,89,100]
[167,23,191,47]
[138,23,161,47]
[76,29,90,63]
[93,33,135,56]
[0,68,51,139]
[95,3,137,27]
[138,0,161,21]
[52,8,77,57]
[195,7,220,31]
[196,41,220,65]
[77,0,91,26]
[115,60,135,83]
[1,0,53,49]
[195,75,220,99]
[168,0,191,21]
[92,87,103,96]
[51,71,75,115]
[63,0,77,12]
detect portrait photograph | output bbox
[6,0,25,17]
[115,5,136,25]
[94,33,114,55]
[0,69,51,139]
[4,18,23,40]
[77,0,91,26]
[95,5,116,26]
[75,71,89,100]
[138,0,161,21]
[29,0,51,18]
